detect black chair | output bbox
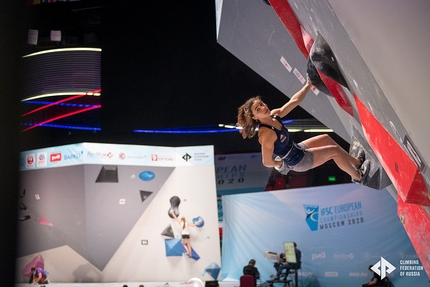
[280,262,301,287]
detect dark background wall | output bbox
[1,1,24,285]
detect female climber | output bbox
[171,210,196,257]
[236,76,368,183]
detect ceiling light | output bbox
[224,125,236,129]
[288,129,303,132]
[304,129,333,133]
[23,47,102,58]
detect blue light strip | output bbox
[20,109,297,134]
[22,123,101,131]
[24,101,99,108]
[133,128,237,134]
[133,119,296,134]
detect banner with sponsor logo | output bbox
[20,142,214,170]
[215,153,272,195]
[221,184,427,287]
[175,146,214,166]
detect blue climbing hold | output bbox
[139,170,155,181]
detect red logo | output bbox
[119,153,126,159]
[50,153,62,162]
[27,155,34,165]
[107,152,113,158]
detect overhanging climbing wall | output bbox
[217,0,430,277]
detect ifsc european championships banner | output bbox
[215,153,272,195]
[221,183,427,287]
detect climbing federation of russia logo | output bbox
[371,257,396,279]
[303,201,364,231]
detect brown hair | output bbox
[237,96,261,139]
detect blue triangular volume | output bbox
[189,247,200,261]
[165,238,183,256]
[205,262,221,279]
[181,246,200,261]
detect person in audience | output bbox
[243,259,260,287]
[362,265,391,287]
[30,267,48,285]
[274,242,301,280]
[273,253,286,280]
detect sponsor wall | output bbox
[16,143,221,283]
[221,184,427,287]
